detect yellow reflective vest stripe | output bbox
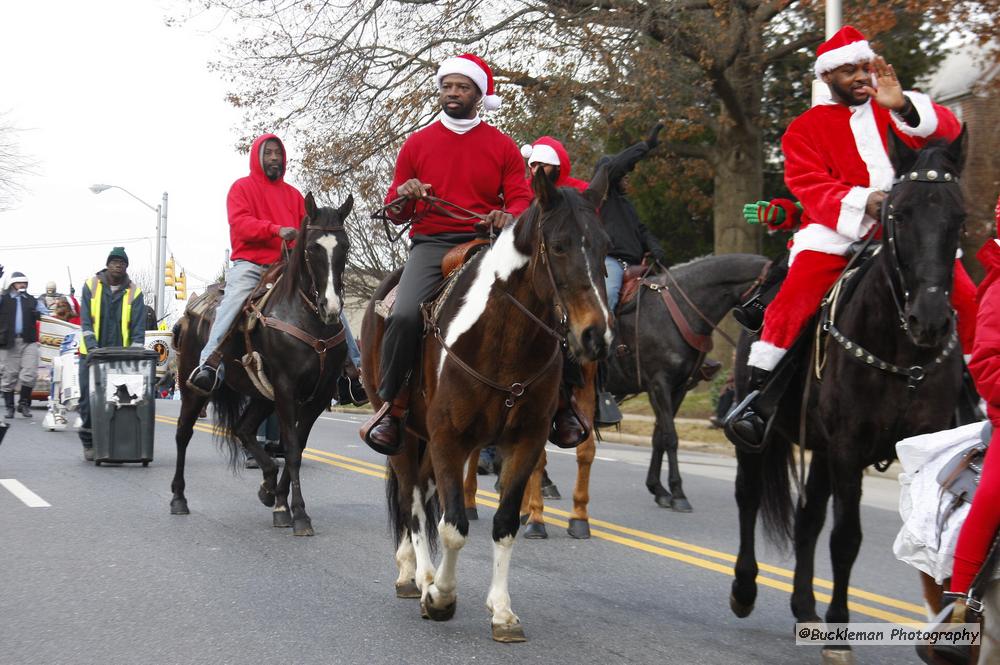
[79,276,142,355]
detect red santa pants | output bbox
[749,250,978,371]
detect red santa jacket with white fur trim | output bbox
[781,93,960,264]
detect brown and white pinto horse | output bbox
[360,168,611,642]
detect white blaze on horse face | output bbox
[316,235,341,318]
[486,535,519,627]
[438,223,530,378]
[580,240,613,347]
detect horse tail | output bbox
[386,462,405,547]
[759,434,794,548]
[208,382,245,472]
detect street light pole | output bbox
[89,184,168,321]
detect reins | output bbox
[372,195,492,243]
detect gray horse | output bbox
[606,253,771,512]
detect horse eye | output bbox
[550,243,567,255]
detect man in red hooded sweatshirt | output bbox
[188,134,303,393]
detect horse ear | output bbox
[304,192,319,220]
[337,194,354,221]
[887,129,917,176]
[944,124,968,176]
[584,163,610,209]
[532,165,560,211]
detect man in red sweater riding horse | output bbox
[363,53,592,454]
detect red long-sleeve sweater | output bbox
[385,120,532,236]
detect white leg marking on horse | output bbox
[316,235,342,318]
[486,535,519,626]
[395,527,417,586]
[429,519,465,604]
[581,242,613,346]
[411,487,436,591]
[437,223,529,378]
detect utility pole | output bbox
[159,192,169,321]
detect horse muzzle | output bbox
[570,324,611,362]
[906,291,952,348]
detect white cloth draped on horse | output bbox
[894,421,998,584]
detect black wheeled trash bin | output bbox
[87,347,157,466]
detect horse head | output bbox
[299,191,353,325]
[513,165,612,362]
[886,126,967,347]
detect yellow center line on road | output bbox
[155,413,927,623]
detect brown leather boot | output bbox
[360,393,409,456]
[549,392,589,449]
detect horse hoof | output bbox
[293,518,314,536]
[258,482,276,508]
[541,484,561,500]
[671,497,693,513]
[170,498,189,515]
[567,518,591,539]
[492,622,527,643]
[273,509,292,528]
[523,522,547,539]
[466,507,479,521]
[420,597,456,622]
[395,580,421,599]
[654,494,673,509]
[821,647,855,665]
[729,592,754,618]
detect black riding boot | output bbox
[550,354,589,448]
[361,390,409,456]
[724,367,771,450]
[18,385,33,418]
[3,391,14,419]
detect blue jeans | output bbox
[341,311,361,368]
[604,256,626,312]
[199,260,265,364]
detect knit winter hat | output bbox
[436,53,501,111]
[814,25,876,78]
[107,246,129,266]
[8,271,28,286]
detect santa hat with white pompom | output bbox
[436,53,502,111]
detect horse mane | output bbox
[271,213,311,304]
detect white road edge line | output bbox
[0,479,51,508]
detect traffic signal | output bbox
[174,271,187,300]
[164,256,175,287]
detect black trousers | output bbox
[378,233,475,401]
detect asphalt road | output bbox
[0,400,932,665]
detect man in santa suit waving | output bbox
[361,53,538,455]
[728,25,977,445]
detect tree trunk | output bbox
[713,120,763,256]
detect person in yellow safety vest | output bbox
[77,247,146,462]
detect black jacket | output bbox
[0,291,41,348]
[594,141,666,266]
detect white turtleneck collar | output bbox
[437,112,481,135]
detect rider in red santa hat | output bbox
[728,25,977,446]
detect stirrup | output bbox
[359,400,406,456]
[186,363,223,397]
[722,390,769,454]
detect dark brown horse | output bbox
[728,129,967,664]
[169,193,352,535]
[361,168,611,642]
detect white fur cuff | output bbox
[891,92,939,138]
[748,341,786,372]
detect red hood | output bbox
[249,133,288,183]
[977,240,1000,302]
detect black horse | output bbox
[728,129,967,664]
[605,253,770,512]
[170,193,352,536]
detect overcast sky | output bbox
[2,0,285,319]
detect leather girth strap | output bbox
[642,279,713,353]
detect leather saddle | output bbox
[375,238,490,320]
